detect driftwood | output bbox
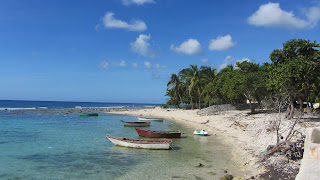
[267,114,305,161]
[267,138,304,161]
[201,120,210,124]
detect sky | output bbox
[0,0,319,104]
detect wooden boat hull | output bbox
[120,120,151,127]
[106,135,171,150]
[79,113,98,116]
[135,128,181,138]
[137,117,163,122]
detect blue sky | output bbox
[0,0,319,104]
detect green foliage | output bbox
[268,39,320,118]
[165,39,320,113]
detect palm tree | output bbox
[189,64,202,109]
[176,65,218,109]
[167,73,183,108]
[199,66,218,107]
[200,66,217,82]
[179,67,194,109]
[179,64,201,109]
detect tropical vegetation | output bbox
[165,39,320,117]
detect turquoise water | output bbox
[0,102,244,179]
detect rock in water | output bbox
[220,174,233,180]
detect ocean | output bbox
[0,100,244,179]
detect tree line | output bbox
[165,39,320,117]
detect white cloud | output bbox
[122,0,155,6]
[130,34,157,59]
[99,61,109,69]
[98,60,126,69]
[144,61,152,69]
[144,61,167,69]
[119,60,126,67]
[132,62,138,68]
[209,34,236,51]
[305,6,320,28]
[201,58,208,63]
[153,63,167,69]
[247,2,315,29]
[170,39,202,55]
[219,56,250,70]
[101,12,147,32]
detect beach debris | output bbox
[201,120,210,124]
[230,121,248,130]
[195,163,204,167]
[266,136,305,160]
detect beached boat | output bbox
[106,135,172,150]
[79,113,98,116]
[120,120,151,127]
[193,129,209,136]
[137,117,164,122]
[135,128,181,138]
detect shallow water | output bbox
[0,110,244,179]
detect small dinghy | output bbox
[106,135,172,150]
[137,116,163,122]
[79,113,98,116]
[135,128,181,138]
[120,120,151,127]
[193,129,209,136]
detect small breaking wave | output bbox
[0,107,37,111]
[74,106,126,109]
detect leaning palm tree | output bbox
[167,73,183,108]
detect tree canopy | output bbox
[165,39,320,117]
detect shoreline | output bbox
[109,106,320,179]
[110,107,262,178]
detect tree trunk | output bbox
[299,99,303,114]
[249,99,255,113]
[306,83,312,113]
[178,93,183,109]
[307,102,312,113]
[189,93,194,110]
[289,96,295,119]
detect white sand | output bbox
[110,107,320,178]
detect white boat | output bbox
[137,117,164,122]
[193,129,209,136]
[106,135,172,150]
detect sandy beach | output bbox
[110,106,320,179]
